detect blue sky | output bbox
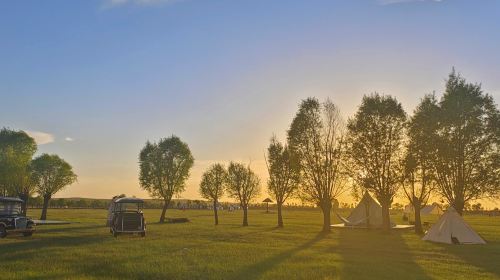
[1,0,499,203]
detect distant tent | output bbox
[422,207,486,244]
[338,192,384,227]
[404,203,443,215]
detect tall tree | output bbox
[0,128,37,215]
[288,98,349,232]
[433,71,500,215]
[265,136,300,227]
[199,163,228,225]
[346,94,407,231]
[31,154,77,220]
[226,162,260,226]
[401,95,439,234]
[139,136,194,223]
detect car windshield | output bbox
[0,202,22,215]
[114,202,142,212]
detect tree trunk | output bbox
[242,206,248,226]
[213,200,219,225]
[453,198,465,216]
[277,202,283,227]
[159,198,170,223]
[414,206,423,234]
[320,199,332,232]
[19,193,29,216]
[381,202,391,231]
[40,195,51,220]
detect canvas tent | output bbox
[404,203,443,215]
[337,192,384,227]
[422,207,486,244]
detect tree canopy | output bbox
[346,94,407,230]
[139,135,194,223]
[199,163,227,225]
[288,98,348,231]
[226,162,260,226]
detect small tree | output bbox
[0,128,37,214]
[31,154,77,220]
[139,136,194,223]
[288,98,349,232]
[265,136,300,227]
[346,94,407,231]
[199,163,227,225]
[226,162,260,226]
[433,71,500,215]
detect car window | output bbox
[0,202,21,215]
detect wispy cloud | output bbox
[25,130,55,145]
[65,137,75,142]
[378,0,443,5]
[102,0,183,8]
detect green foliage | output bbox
[346,93,407,230]
[139,135,194,222]
[0,128,37,198]
[31,154,77,198]
[265,136,300,205]
[401,95,440,233]
[432,70,500,214]
[226,162,260,207]
[199,163,227,202]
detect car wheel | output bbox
[0,226,6,238]
[23,232,33,237]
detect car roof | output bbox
[0,197,24,203]
[114,197,144,204]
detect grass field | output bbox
[1,208,499,280]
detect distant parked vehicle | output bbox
[109,197,146,238]
[0,197,36,238]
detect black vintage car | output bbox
[109,197,146,237]
[0,197,36,238]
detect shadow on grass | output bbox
[337,229,432,280]
[436,242,500,278]
[231,231,328,279]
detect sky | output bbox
[1,0,499,207]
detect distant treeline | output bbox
[25,197,320,210]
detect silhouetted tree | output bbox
[139,136,194,223]
[401,94,439,234]
[199,163,227,225]
[347,94,407,231]
[226,162,260,226]
[288,98,349,232]
[31,154,77,220]
[432,70,500,215]
[265,136,300,227]
[0,128,37,215]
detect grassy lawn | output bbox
[1,208,499,280]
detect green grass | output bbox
[1,208,499,280]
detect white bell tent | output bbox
[422,207,486,244]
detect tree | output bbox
[287,98,349,232]
[346,94,407,231]
[0,128,37,215]
[265,136,300,227]
[199,163,227,225]
[139,136,194,223]
[432,70,500,215]
[226,162,260,226]
[31,154,77,220]
[401,95,439,234]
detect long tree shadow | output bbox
[231,231,328,279]
[435,242,500,278]
[337,229,432,280]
